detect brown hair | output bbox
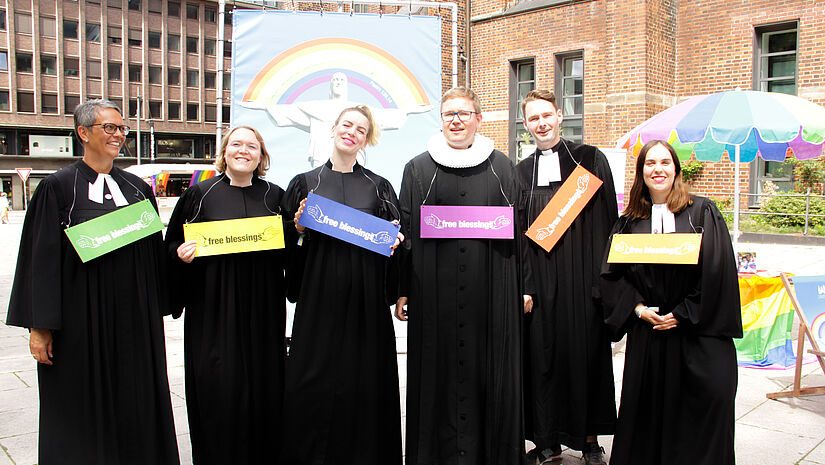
[624,140,693,220]
[334,105,381,146]
[215,126,271,176]
[441,87,482,113]
[521,89,558,116]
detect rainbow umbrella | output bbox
[617,89,825,249]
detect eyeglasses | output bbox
[441,111,477,123]
[88,123,131,136]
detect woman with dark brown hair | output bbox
[599,140,742,465]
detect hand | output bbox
[390,220,404,256]
[294,198,307,234]
[636,303,678,331]
[177,240,198,263]
[30,329,53,365]
[523,295,533,314]
[395,296,408,321]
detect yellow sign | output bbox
[184,215,285,257]
[607,233,702,264]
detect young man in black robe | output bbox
[396,87,526,465]
[6,99,179,465]
[516,90,617,465]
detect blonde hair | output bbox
[215,126,271,176]
[334,105,381,146]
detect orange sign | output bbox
[607,233,702,264]
[526,164,603,252]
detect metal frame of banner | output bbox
[215,0,459,151]
[766,272,825,400]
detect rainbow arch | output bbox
[243,37,430,109]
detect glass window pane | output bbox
[86,23,100,42]
[0,10,6,30]
[767,31,796,53]
[518,63,534,82]
[168,102,180,119]
[87,60,101,79]
[41,93,58,113]
[0,51,7,70]
[518,82,533,100]
[186,4,198,19]
[186,36,198,54]
[148,0,162,13]
[128,28,141,46]
[15,13,32,34]
[0,91,9,111]
[128,64,141,81]
[108,26,122,44]
[128,0,141,11]
[186,70,198,87]
[168,2,180,17]
[205,72,215,88]
[205,104,216,122]
[65,95,80,114]
[168,68,180,85]
[204,39,216,55]
[17,92,34,112]
[15,53,32,73]
[766,54,795,79]
[108,62,121,80]
[149,66,162,84]
[767,80,796,95]
[63,20,78,39]
[149,101,162,118]
[565,58,583,77]
[187,103,198,120]
[563,96,583,116]
[168,34,180,51]
[41,55,56,74]
[222,72,231,88]
[64,57,79,76]
[205,8,216,22]
[40,17,56,37]
[148,31,161,49]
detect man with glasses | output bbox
[517,89,617,465]
[396,87,524,464]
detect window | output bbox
[222,72,231,89]
[15,53,33,73]
[556,53,584,143]
[15,13,32,34]
[168,33,180,51]
[168,101,180,119]
[87,60,101,79]
[0,51,7,70]
[186,36,197,54]
[205,7,216,22]
[41,93,58,113]
[129,98,138,117]
[128,0,141,11]
[222,105,230,122]
[128,64,141,82]
[205,104,216,122]
[148,0,162,13]
[40,17,56,37]
[224,6,233,24]
[108,0,122,8]
[128,28,141,46]
[0,10,6,30]
[186,103,198,120]
[224,40,232,57]
[17,91,34,113]
[64,57,79,76]
[168,1,180,17]
[65,95,80,114]
[508,59,534,159]
[149,100,162,118]
[108,26,122,44]
[108,62,121,80]
[204,39,216,56]
[40,55,57,74]
[149,65,162,84]
[186,4,198,19]
[86,23,100,42]
[751,22,799,203]
[186,69,198,87]
[63,20,78,39]
[148,31,161,49]
[204,71,216,88]
[168,68,180,85]
[0,91,10,111]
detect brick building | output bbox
[468,0,825,203]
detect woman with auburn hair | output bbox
[599,140,742,465]
[281,105,404,464]
[165,125,294,464]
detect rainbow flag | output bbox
[154,173,171,190]
[190,170,216,186]
[735,275,796,368]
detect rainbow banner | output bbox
[190,170,216,186]
[231,10,441,190]
[153,173,170,191]
[735,275,796,368]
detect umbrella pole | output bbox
[733,145,741,252]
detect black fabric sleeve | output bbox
[598,218,645,341]
[284,173,308,303]
[163,183,201,318]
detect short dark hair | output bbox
[624,140,693,220]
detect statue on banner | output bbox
[242,72,431,167]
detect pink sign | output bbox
[420,205,514,239]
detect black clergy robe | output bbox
[399,151,523,465]
[281,161,402,465]
[516,140,617,451]
[6,160,179,465]
[164,175,292,465]
[599,196,742,465]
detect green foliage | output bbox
[757,180,825,228]
[709,196,733,224]
[681,160,703,183]
[793,158,825,194]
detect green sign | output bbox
[65,199,164,263]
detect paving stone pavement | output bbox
[1,209,824,464]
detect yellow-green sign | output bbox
[184,215,285,257]
[607,233,702,264]
[65,199,164,263]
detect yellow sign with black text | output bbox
[184,215,285,257]
[607,233,702,265]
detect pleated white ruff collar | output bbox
[427,133,495,168]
